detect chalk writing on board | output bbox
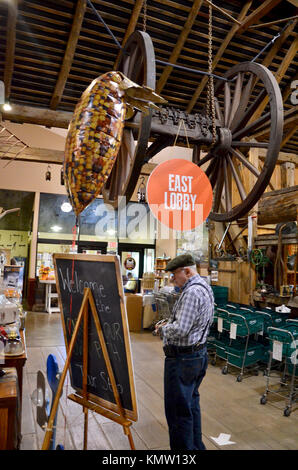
[59,267,111,313]
[54,254,138,422]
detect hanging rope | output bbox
[173,118,190,149]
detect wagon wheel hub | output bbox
[216,127,233,153]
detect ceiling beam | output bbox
[0,145,157,177]
[249,36,298,122]
[1,104,73,128]
[50,0,87,110]
[113,0,144,70]
[260,19,297,69]
[186,1,252,114]
[252,106,298,139]
[283,71,298,105]
[156,0,204,94]
[281,124,298,149]
[236,0,282,35]
[4,0,18,100]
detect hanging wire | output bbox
[86,0,122,50]
[251,19,296,63]
[87,0,229,82]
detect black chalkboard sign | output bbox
[53,254,137,422]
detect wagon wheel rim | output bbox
[198,62,283,222]
[101,30,155,208]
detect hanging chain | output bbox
[143,0,147,32]
[206,2,216,145]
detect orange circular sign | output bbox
[146,159,213,231]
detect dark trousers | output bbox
[164,346,208,450]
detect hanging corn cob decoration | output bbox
[64,71,166,217]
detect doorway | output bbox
[118,244,155,292]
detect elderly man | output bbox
[156,253,214,451]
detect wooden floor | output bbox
[19,311,298,451]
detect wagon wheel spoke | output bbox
[223,156,232,212]
[196,151,214,167]
[213,159,224,213]
[205,154,218,177]
[232,110,271,141]
[230,74,253,131]
[231,87,268,136]
[208,61,283,222]
[224,82,231,127]
[106,129,134,200]
[228,72,243,128]
[229,147,260,178]
[226,153,246,202]
[214,97,224,126]
[231,141,268,149]
[209,158,220,188]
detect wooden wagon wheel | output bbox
[101,31,155,208]
[198,61,283,222]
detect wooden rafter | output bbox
[281,124,298,148]
[156,0,204,94]
[2,104,73,128]
[260,19,297,69]
[282,71,298,104]
[250,36,298,122]
[237,0,282,35]
[4,0,18,100]
[186,1,252,113]
[252,106,298,140]
[114,0,144,70]
[50,0,87,110]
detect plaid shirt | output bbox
[162,274,214,347]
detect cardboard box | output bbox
[125,294,143,332]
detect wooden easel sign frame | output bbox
[42,254,138,450]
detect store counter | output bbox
[1,329,27,448]
[124,293,158,332]
[143,294,157,328]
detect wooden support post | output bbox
[280,162,295,189]
[248,148,259,303]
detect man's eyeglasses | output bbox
[170,268,185,280]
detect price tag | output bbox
[230,322,237,339]
[217,317,223,333]
[272,340,283,361]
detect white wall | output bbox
[0,123,194,271]
[0,160,67,195]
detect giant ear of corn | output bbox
[64,71,166,217]
[64,71,126,217]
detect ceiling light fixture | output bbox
[50,225,62,232]
[2,102,12,111]
[61,202,72,213]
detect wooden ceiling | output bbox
[0,0,297,155]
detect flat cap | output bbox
[165,253,196,272]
